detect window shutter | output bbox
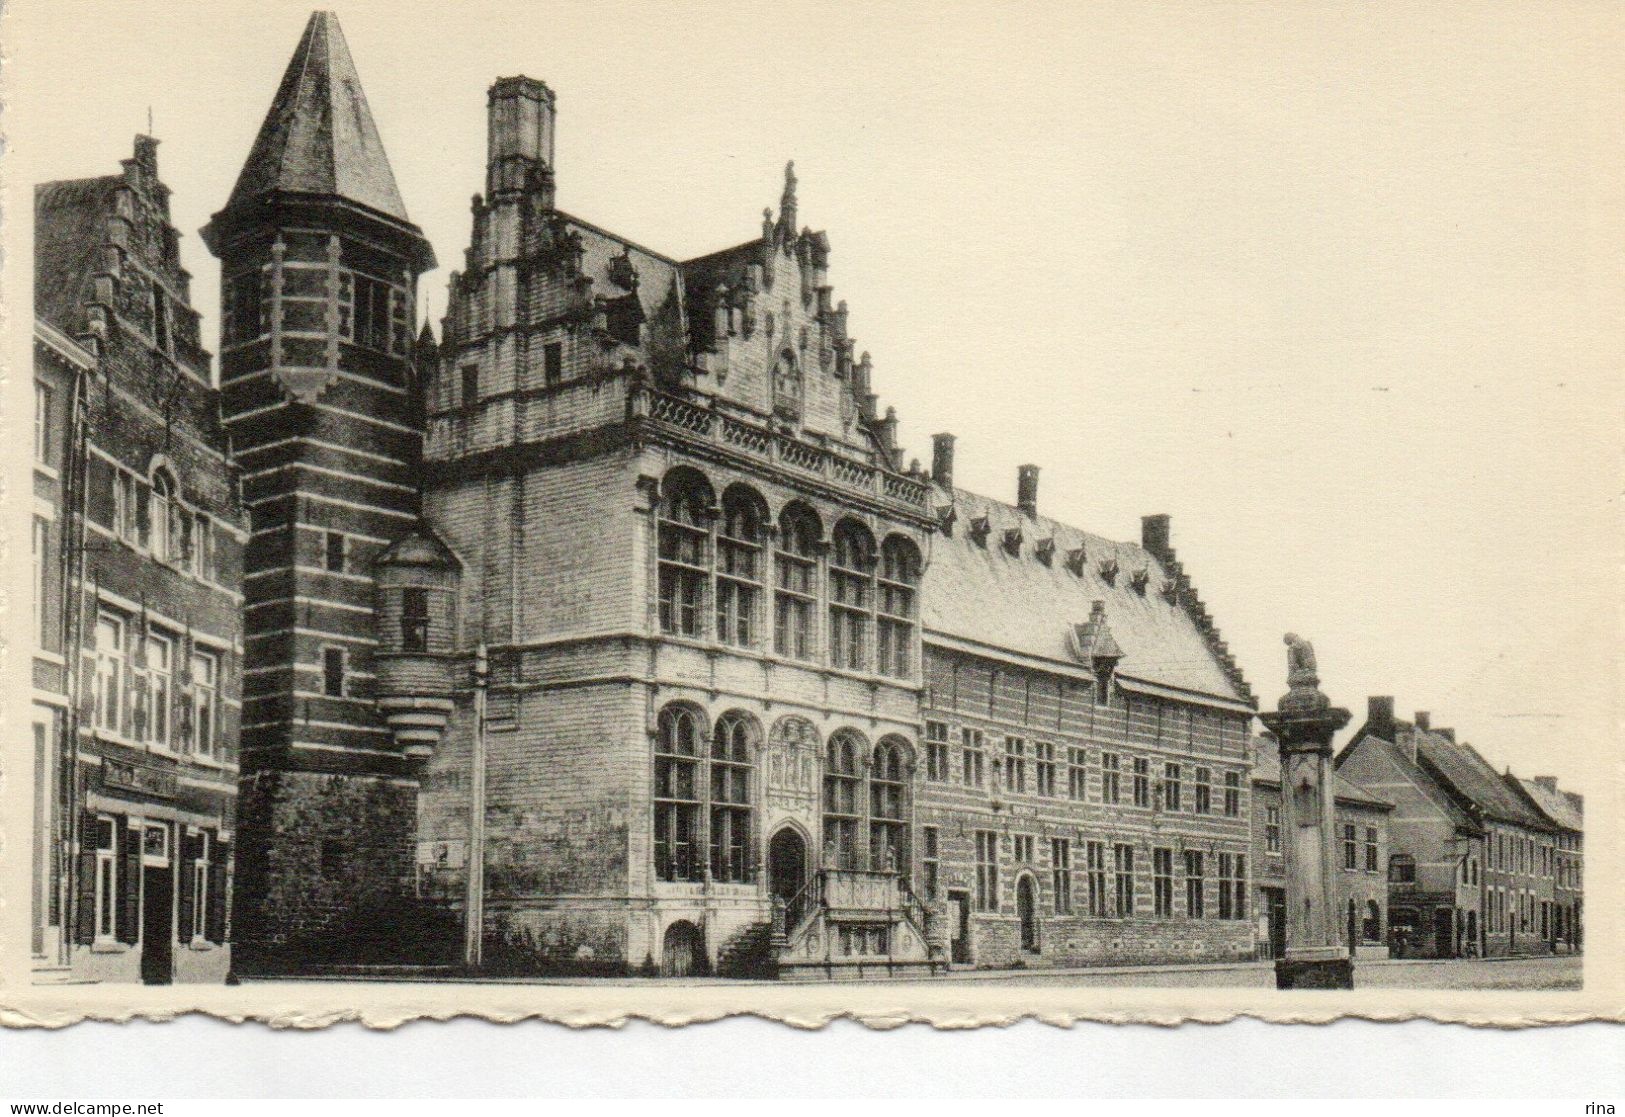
[176,833,195,944]
[116,819,140,944]
[75,811,98,945]
[87,456,116,527]
[207,840,229,943]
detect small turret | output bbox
[373,527,463,759]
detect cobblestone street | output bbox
[919,955,1582,990]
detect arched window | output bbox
[869,739,908,871]
[654,705,704,881]
[876,537,920,679]
[710,711,757,882]
[149,471,174,562]
[657,470,713,637]
[716,487,765,648]
[822,731,863,869]
[829,520,875,672]
[774,504,820,660]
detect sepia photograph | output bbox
[4,0,1622,1095]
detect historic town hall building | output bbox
[197,12,1288,977]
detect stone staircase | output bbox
[716,920,777,979]
[775,868,946,980]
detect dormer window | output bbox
[1035,538,1055,566]
[1099,558,1119,585]
[1002,527,1023,556]
[969,515,991,548]
[1064,547,1086,576]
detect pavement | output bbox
[246,953,1582,990]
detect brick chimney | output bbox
[931,433,955,489]
[1414,711,1430,732]
[1141,513,1171,558]
[1017,465,1040,518]
[1367,696,1395,739]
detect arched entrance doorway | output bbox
[661,920,705,977]
[1017,876,1039,952]
[769,826,808,907]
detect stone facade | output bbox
[1250,736,1391,961]
[201,12,439,971]
[34,136,246,984]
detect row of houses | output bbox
[28,11,1581,983]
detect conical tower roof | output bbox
[223,10,409,222]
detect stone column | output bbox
[1259,634,1353,989]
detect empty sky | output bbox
[11,0,1622,794]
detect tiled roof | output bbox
[558,212,682,324]
[921,488,1251,706]
[1515,778,1583,832]
[34,176,118,337]
[1252,737,1391,809]
[223,11,409,222]
[1413,730,1554,832]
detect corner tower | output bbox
[202,10,438,970]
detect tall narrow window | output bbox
[876,537,920,678]
[1114,843,1135,918]
[351,273,392,351]
[1132,756,1150,807]
[924,721,949,782]
[1184,850,1205,918]
[461,364,479,408]
[92,613,125,735]
[1223,771,1241,817]
[828,521,874,672]
[190,832,211,942]
[1217,853,1235,919]
[974,830,999,912]
[1265,806,1282,853]
[1153,847,1174,918]
[325,531,347,573]
[869,740,906,871]
[1067,747,1088,800]
[1035,742,1056,797]
[149,472,173,562]
[1364,826,1379,873]
[34,381,52,464]
[401,588,430,652]
[32,517,51,648]
[921,826,940,900]
[773,504,819,660]
[961,727,985,787]
[224,269,263,345]
[191,650,218,760]
[1086,840,1107,916]
[1004,736,1026,794]
[152,285,170,353]
[1163,762,1182,812]
[657,471,711,638]
[709,712,755,883]
[1342,823,1358,870]
[716,487,764,648]
[322,646,346,698]
[192,513,212,580]
[823,732,863,869]
[543,341,563,386]
[1231,854,1247,920]
[141,632,172,747]
[1051,838,1072,915]
[1194,766,1211,814]
[1102,752,1121,804]
[654,706,702,881]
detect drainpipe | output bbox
[464,643,489,969]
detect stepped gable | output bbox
[222,10,409,222]
[34,177,120,336]
[923,487,1254,708]
[1252,736,1390,809]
